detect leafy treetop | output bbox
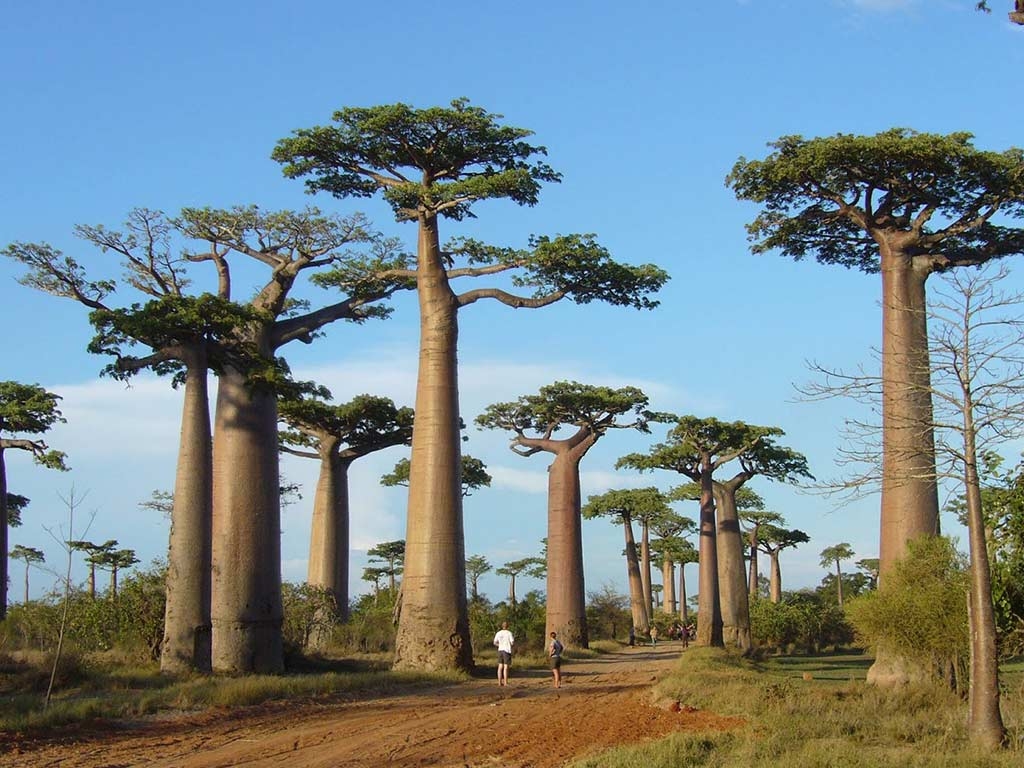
[582,487,672,524]
[727,129,1024,273]
[381,455,492,497]
[279,393,414,461]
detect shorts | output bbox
[550,656,562,670]
[498,651,512,665]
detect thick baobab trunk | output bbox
[640,521,652,617]
[878,252,939,576]
[696,463,723,647]
[621,516,648,633]
[0,449,7,620]
[713,484,751,651]
[306,444,352,623]
[769,551,782,604]
[545,448,589,647]
[161,362,213,674]
[393,215,472,672]
[747,528,759,600]
[870,251,940,686]
[662,558,676,615]
[962,402,1006,748]
[211,365,284,673]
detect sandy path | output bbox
[2,642,740,768]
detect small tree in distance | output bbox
[819,543,855,608]
[9,544,44,604]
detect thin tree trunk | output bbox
[662,558,676,615]
[679,562,688,623]
[24,561,30,604]
[835,562,844,607]
[544,448,589,647]
[88,564,96,600]
[509,574,517,606]
[714,483,751,651]
[306,445,352,622]
[963,392,1006,748]
[161,360,213,673]
[769,551,782,604]
[0,449,7,620]
[695,460,723,647]
[747,527,759,600]
[393,214,472,672]
[211,364,284,673]
[622,516,648,633]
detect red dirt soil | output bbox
[2,642,741,767]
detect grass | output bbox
[0,652,464,733]
[571,648,1024,767]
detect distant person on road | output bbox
[548,631,564,689]
[649,624,659,647]
[628,626,636,646]
[493,621,515,686]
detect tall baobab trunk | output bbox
[621,516,648,633]
[962,393,1006,748]
[679,562,688,623]
[871,250,940,685]
[545,446,590,647]
[161,360,213,674]
[695,462,723,647]
[393,215,472,672]
[879,253,939,576]
[0,448,7,620]
[640,521,652,618]
[23,559,30,605]
[507,574,517,606]
[713,484,751,651]
[306,443,352,622]
[211,365,284,673]
[747,528,759,600]
[662,559,677,615]
[835,561,845,607]
[769,551,782,604]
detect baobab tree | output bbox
[69,539,116,599]
[728,131,1024,586]
[583,488,670,634]
[465,555,492,601]
[279,393,413,621]
[495,556,544,607]
[736,490,782,600]
[819,543,855,608]
[0,382,66,620]
[478,382,662,647]
[650,510,697,616]
[366,540,406,594]
[275,100,668,670]
[9,544,44,604]
[757,524,811,603]
[95,547,139,598]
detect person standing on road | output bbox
[493,621,515,686]
[649,624,659,647]
[548,631,564,689]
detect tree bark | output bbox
[963,394,1006,748]
[835,562,844,608]
[0,448,7,620]
[769,551,782,604]
[713,482,751,651]
[393,214,472,672]
[695,460,723,647]
[640,521,652,619]
[878,249,939,579]
[747,527,759,600]
[161,359,213,674]
[306,443,352,623]
[211,364,284,673]
[679,562,688,623]
[662,558,676,615]
[621,515,648,633]
[544,447,590,648]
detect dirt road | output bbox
[3,642,740,768]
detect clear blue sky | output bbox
[2,1,1022,603]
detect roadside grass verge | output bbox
[572,648,1023,767]
[0,654,463,733]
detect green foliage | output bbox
[273,98,562,221]
[582,487,672,524]
[6,493,30,526]
[750,594,854,653]
[586,584,631,641]
[727,128,1024,273]
[846,537,969,686]
[334,590,399,653]
[0,382,65,435]
[279,392,414,461]
[381,454,492,497]
[280,582,339,653]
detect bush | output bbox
[750,593,854,653]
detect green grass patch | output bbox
[573,648,1023,767]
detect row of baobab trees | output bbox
[4,99,1024,749]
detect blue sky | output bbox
[2,1,1022,604]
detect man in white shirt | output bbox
[492,621,514,686]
